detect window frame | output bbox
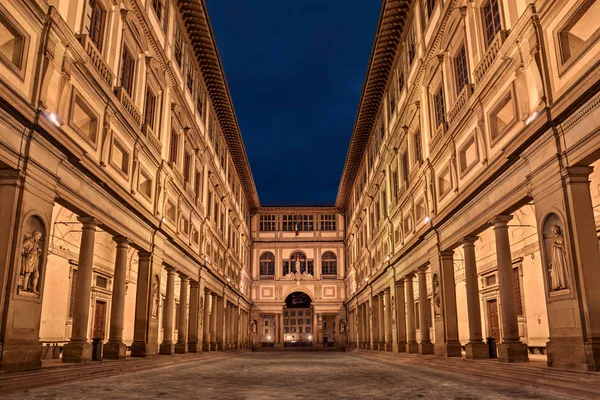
[0,5,30,80]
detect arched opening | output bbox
[283,292,313,347]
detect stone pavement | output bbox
[3,351,586,399]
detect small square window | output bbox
[558,0,600,65]
[111,139,130,176]
[139,168,153,199]
[489,90,516,143]
[0,10,27,72]
[70,93,98,146]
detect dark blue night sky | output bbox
[206,1,381,206]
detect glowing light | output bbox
[48,113,60,127]
[386,255,390,262]
[424,216,431,223]
[161,217,166,223]
[267,335,271,341]
[364,277,369,282]
[227,277,231,283]
[525,111,539,125]
[308,335,313,341]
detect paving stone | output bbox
[5,352,570,399]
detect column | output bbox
[317,313,323,345]
[377,294,385,350]
[417,266,434,355]
[313,311,318,345]
[440,251,461,357]
[405,274,418,353]
[175,275,189,353]
[463,236,488,359]
[383,288,392,351]
[104,237,129,359]
[187,280,200,352]
[216,296,224,349]
[367,298,374,350]
[159,267,176,355]
[209,294,218,350]
[202,289,211,351]
[492,215,528,362]
[131,251,159,357]
[62,217,99,363]
[395,280,407,352]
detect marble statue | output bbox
[20,231,43,294]
[549,225,569,291]
[151,278,160,317]
[432,274,441,316]
[250,320,257,335]
[339,319,347,335]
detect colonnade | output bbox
[60,216,249,363]
[351,215,529,363]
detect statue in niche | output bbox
[549,225,569,291]
[432,274,441,317]
[250,320,257,335]
[199,297,204,327]
[339,319,347,335]
[19,231,43,295]
[151,276,160,317]
[391,296,396,324]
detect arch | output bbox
[259,251,275,276]
[321,251,337,275]
[282,287,314,303]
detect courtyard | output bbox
[4,351,589,399]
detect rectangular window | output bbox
[490,90,516,142]
[120,46,135,96]
[169,130,178,164]
[111,139,130,176]
[174,25,183,68]
[401,153,409,186]
[558,0,600,64]
[144,89,157,130]
[194,169,202,200]
[392,168,399,200]
[408,28,416,65]
[455,45,469,93]
[85,0,106,51]
[414,130,422,165]
[186,56,194,93]
[434,87,445,128]
[139,168,153,199]
[152,0,163,23]
[183,150,191,183]
[260,215,276,231]
[70,94,98,145]
[320,214,336,231]
[196,87,205,118]
[483,0,502,47]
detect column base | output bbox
[384,343,393,351]
[159,342,175,355]
[0,342,42,372]
[131,341,157,357]
[465,341,490,359]
[584,340,600,372]
[202,342,211,351]
[103,341,127,360]
[406,342,419,353]
[175,342,188,354]
[395,341,407,353]
[378,341,386,351]
[187,341,202,353]
[62,341,92,363]
[497,341,529,363]
[210,342,218,351]
[546,337,600,371]
[418,341,434,355]
[444,340,463,357]
[216,342,224,350]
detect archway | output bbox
[283,292,313,347]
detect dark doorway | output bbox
[487,299,501,342]
[92,300,107,339]
[283,292,313,347]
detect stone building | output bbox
[0,0,599,376]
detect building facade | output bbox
[340,0,600,372]
[0,0,599,375]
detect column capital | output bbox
[204,287,211,294]
[440,250,454,260]
[165,266,177,274]
[395,279,405,287]
[190,280,200,288]
[491,215,513,227]
[113,236,130,247]
[179,274,189,282]
[377,293,384,298]
[138,250,152,261]
[563,165,593,183]
[461,236,479,246]
[417,265,428,273]
[384,287,391,294]
[77,216,100,229]
[404,273,416,280]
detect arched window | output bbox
[259,252,275,276]
[321,252,337,275]
[286,251,313,275]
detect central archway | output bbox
[283,292,313,347]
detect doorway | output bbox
[92,300,107,340]
[487,299,501,342]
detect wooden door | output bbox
[487,299,500,342]
[92,300,107,339]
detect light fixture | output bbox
[267,335,271,341]
[48,113,60,127]
[525,111,540,125]
[161,217,166,223]
[424,216,431,223]
[364,277,369,282]
[386,255,390,262]
[227,277,231,283]
[308,335,313,341]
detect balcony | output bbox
[115,86,142,127]
[142,123,162,154]
[76,34,114,88]
[448,84,473,125]
[474,30,509,84]
[259,275,275,280]
[428,121,447,153]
